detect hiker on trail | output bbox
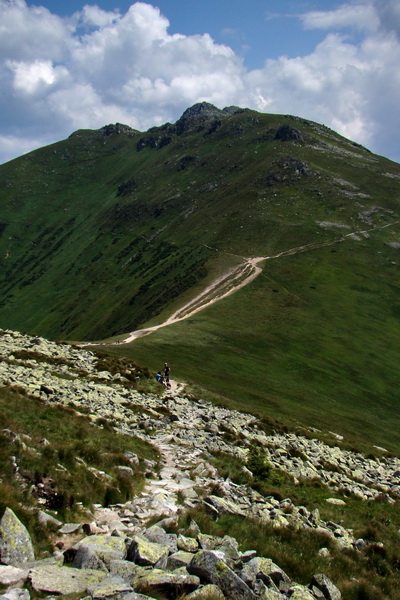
[155,371,162,383]
[164,362,170,383]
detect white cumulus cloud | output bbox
[0,0,399,164]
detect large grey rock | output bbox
[87,575,133,599]
[29,564,105,595]
[134,568,200,597]
[166,551,195,570]
[0,589,30,600]
[0,508,35,566]
[203,496,247,518]
[188,550,256,600]
[288,585,315,600]
[0,565,29,586]
[71,544,108,572]
[198,534,240,560]
[177,534,199,553]
[72,534,127,567]
[109,559,140,583]
[37,510,62,529]
[310,574,341,600]
[241,556,291,588]
[127,535,169,566]
[143,525,178,553]
[185,584,225,599]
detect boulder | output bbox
[0,508,35,566]
[241,557,291,588]
[310,574,341,600]
[0,589,30,600]
[143,525,178,553]
[0,565,29,586]
[134,568,200,597]
[166,551,195,570]
[188,550,256,600]
[29,564,105,595]
[59,523,82,535]
[185,584,225,599]
[87,575,133,599]
[203,496,246,518]
[288,585,315,599]
[109,559,140,583]
[71,534,127,567]
[127,535,169,566]
[71,544,108,572]
[197,534,240,560]
[177,534,199,553]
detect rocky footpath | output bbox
[0,329,399,599]
[0,505,342,600]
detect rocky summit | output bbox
[1,329,399,599]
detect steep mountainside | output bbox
[1,103,399,340]
[1,103,400,448]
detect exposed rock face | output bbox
[101,123,137,136]
[274,124,304,143]
[175,102,242,135]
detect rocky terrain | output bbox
[0,329,399,599]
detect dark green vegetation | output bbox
[0,383,158,552]
[1,102,400,450]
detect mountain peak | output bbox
[174,102,244,134]
[178,102,225,120]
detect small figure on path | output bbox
[164,362,171,383]
[155,371,162,383]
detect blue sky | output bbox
[26,0,342,68]
[1,0,400,163]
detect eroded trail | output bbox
[103,221,398,345]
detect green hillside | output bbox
[1,103,399,449]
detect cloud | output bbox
[301,2,378,32]
[0,0,399,164]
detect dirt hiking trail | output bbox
[84,221,398,346]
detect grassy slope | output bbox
[103,231,400,452]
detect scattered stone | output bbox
[59,523,82,535]
[37,511,62,529]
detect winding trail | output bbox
[92,220,398,346]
